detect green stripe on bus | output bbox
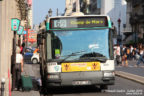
[108,20,112,28]
[46,23,49,30]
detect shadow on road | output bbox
[43,86,105,95]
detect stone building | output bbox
[0,0,27,95]
[125,0,144,43]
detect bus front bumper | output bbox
[46,71,115,87]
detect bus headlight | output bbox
[104,72,115,77]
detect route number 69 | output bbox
[54,20,66,28]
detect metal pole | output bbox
[118,23,120,36]
[18,35,21,47]
[132,24,134,41]
[56,8,58,16]
[1,81,5,96]
[12,31,16,90]
[26,6,29,48]
[26,17,28,48]
[135,24,137,43]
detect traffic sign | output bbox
[23,31,27,35]
[17,26,24,35]
[11,18,20,31]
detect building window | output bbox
[97,0,101,8]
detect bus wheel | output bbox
[40,87,51,96]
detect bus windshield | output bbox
[51,29,110,61]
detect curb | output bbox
[115,71,144,84]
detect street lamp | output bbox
[48,8,52,17]
[26,4,30,48]
[117,18,121,36]
[45,15,48,20]
[117,18,121,44]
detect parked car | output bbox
[24,48,34,63]
[31,53,39,64]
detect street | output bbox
[11,61,144,96]
[50,77,144,96]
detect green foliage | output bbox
[126,38,144,46]
[126,40,135,46]
[137,38,144,43]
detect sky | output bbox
[33,0,65,25]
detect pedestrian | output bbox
[130,45,134,60]
[115,44,121,66]
[20,43,25,56]
[121,45,128,67]
[126,47,130,60]
[139,48,144,55]
[135,47,144,67]
[132,47,138,60]
[15,46,24,90]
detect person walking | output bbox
[121,45,128,67]
[135,47,144,67]
[20,43,25,56]
[115,44,121,66]
[132,47,138,60]
[15,46,24,90]
[126,47,130,60]
[130,45,134,60]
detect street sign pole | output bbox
[17,26,24,46]
[18,35,21,46]
[11,18,20,90]
[12,31,16,90]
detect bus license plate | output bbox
[73,81,91,85]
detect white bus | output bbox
[39,15,115,93]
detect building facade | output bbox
[80,0,101,14]
[0,0,27,95]
[125,0,144,43]
[27,0,33,29]
[65,0,77,16]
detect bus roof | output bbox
[48,15,110,19]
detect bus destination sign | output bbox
[50,16,108,30]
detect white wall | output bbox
[0,2,2,86]
[28,9,33,28]
[0,0,21,95]
[101,0,127,37]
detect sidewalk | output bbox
[12,91,40,96]
[115,60,144,84]
[116,60,144,77]
[11,63,41,96]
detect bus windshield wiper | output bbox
[79,52,107,62]
[59,50,86,63]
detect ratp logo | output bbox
[54,66,59,71]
